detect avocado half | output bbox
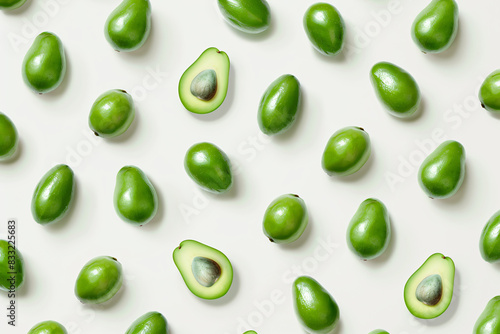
[404,253,455,319]
[173,239,233,299]
[178,47,230,114]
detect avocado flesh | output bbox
[404,253,455,319]
[179,48,230,114]
[173,240,233,299]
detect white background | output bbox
[1,0,500,333]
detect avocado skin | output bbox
[480,211,500,263]
[263,194,308,244]
[125,311,168,334]
[293,276,339,334]
[0,240,24,292]
[217,0,271,34]
[74,256,123,304]
[258,74,301,135]
[0,0,26,10]
[418,140,465,199]
[370,62,420,117]
[474,296,500,334]
[322,126,371,176]
[0,113,18,161]
[89,89,135,138]
[347,198,391,260]
[368,331,389,334]
[184,142,232,193]
[114,166,158,225]
[105,0,151,52]
[479,70,500,113]
[28,320,67,334]
[31,164,75,225]
[411,0,458,53]
[303,3,345,56]
[22,32,66,94]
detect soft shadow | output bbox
[106,107,140,144]
[329,148,375,183]
[2,0,33,15]
[140,177,164,231]
[222,15,275,41]
[279,214,313,250]
[118,18,155,58]
[0,140,22,165]
[272,88,306,142]
[16,256,31,297]
[93,281,126,310]
[45,177,79,231]
[364,213,396,267]
[189,64,235,121]
[199,266,240,306]
[395,97,426,123]
[39,51,71,99]
[487,106,500,119]
[311,46,346,64]
[431,162,468,206]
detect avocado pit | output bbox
[191,256,222,287]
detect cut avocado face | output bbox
[178,47,230,114]
[173,240,233,299]
[404,253,455,319]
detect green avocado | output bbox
[411,0,458,54]
[258,74,301,135]
[263,194,308,244]
[0,239,24,292]
[105,0,151,52]
[480,210,500,263]
[31,164,75,225]
[347,198,391,260]
[243,332,257,334]
[369,331,389,334]
[303,3,345,56]
[22,32,66,94]
[173,240,233,300]
[293,276,339,334]
[0,0,27,10]
[75,256,122,304]
[28,320,67,334]
[184,142,232,193]
[370,62,421,118]
[479,70,500,113]
[89,89,135,138]
[114,166,158,225]
[418,140,465,199]
[0,112,18,161]
[217,0,271,34]
[179,47,230,114]
[322,126,371,176]
[404,253,455,319]
[473,296,500,334]
[125,311,168,334]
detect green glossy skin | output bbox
[75,256,122,304]
[89,89,135,138]
[28,320,67,334]
[0,113,18,161]
[105,0,151,52]
[0,0,26,10]
[370,62,421,118]
[474,296,500,334]
[243,332,257,334]
[322,126,371,176]
[114,166,158,225]
[347,198,391,260]
[411,0,458,53]
[184,142,232,193]
[31,164,75,225]
[303,3,345,56]
[418,140,465,199]
[480,210,500,263]
[22,32,66,94]
[263,194,308,244]
[218,0,271,34]
[479,70,500,113]
[126,311,168,334]
[258,74,301,135]
[369,331,389,334]
[0,240,24,292]
[293,276,339,334]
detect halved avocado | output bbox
[404,253,455,319]
[178,47,230,114]
[173,240,233,299]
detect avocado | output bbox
[0,112,18,161]
[479,70,500,113]
[173,240,233,300]
[243,331,257,334]
[369,331,389,334]
[473,296,500,334]
[125,311,168,334]
[179,47,230,114]
[0,239,24,292]
[89,89,135,138]
[480,210,500,263]
[0,0,27,10]
[404,253,455,319]
[262,194,308,244]
[28,320,67,334]
[303,3,345,56]
[217,0,271,34]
